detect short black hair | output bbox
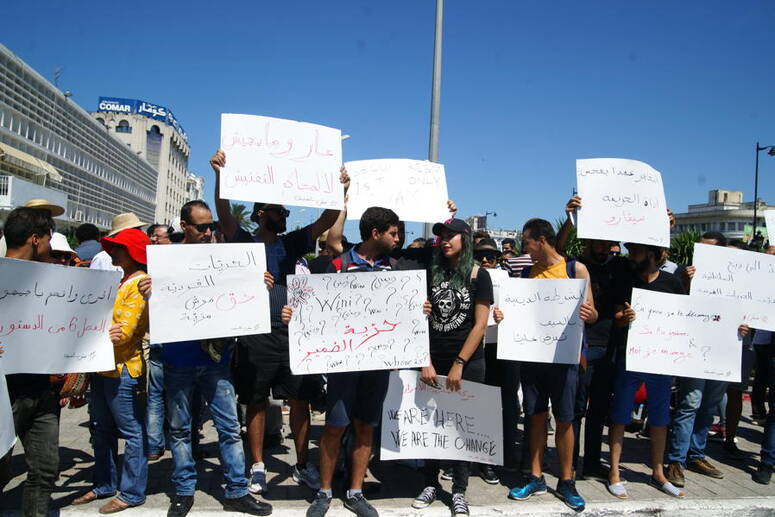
[728,239,749,250]
[4,207,55,249]
[181,200,210,224]
[522,218,556,247]
[701,231,727,247]
[146,223,173,238]
[473,230,490,240]
[502,238,516,247]
[75,223,100,243]
[359,207,400,241]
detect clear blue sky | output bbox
[4,1,775,241]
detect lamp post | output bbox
[424,0,444,239]
[753,142,775,240]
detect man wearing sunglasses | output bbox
[210,149,349,496]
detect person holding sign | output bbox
[413,219,492,517]
[211,149,348,495]
[1,206,60,517]
[73,229,150,513]
[508,218,596,513]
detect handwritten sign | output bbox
[627,288,743,381]
[496,278,587,364]
[219,114,343,210]
[0,258,120,374]
[576,158,670,247]
[690,243,775,331]
[147,243,271,343]
[0,365,16,458]
[287,270,429,374]
[344,159,450,223]
[765,210,775,236]
[380,370,503,465]
[485,268,510,342]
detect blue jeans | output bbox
[667,376,727,464]
[90,368,148,506]
[164,360,247,498]
[146,347,166,455]
[761,350,775,466]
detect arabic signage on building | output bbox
[97,96,188,142]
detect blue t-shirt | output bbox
[161,339,232,368]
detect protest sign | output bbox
[147,243,271,343]
[287,270,429,374]
[691,242,775,331]
[627,288,743,382]
[344,159,450,223]
[0,364,16,458]
[576,158,670,247]
[485,268,510,342]
[0,258,119,374]
[496,278,587,364]
[765,210,775,235]
[219,114,343,210]
[380,370,503,465]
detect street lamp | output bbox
[753,142,775,239]
[424,0,444,239]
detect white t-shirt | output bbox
[89,250,121,272]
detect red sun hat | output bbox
[102,228,150,265]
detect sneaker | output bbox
[687,458,724,479]
[508,475,547,501]
[293,464,322,490]
[556,479,585,512]
[249,462,268,494]
[306,491,332,517]
[723,440,747,459]
[440,467,454,480]
[478,464,499,485]
[167,495,194,517]
[451,493,469,517]
[412,486,437,509]
[666,462,685,487]
[343,493,378,517]
[753,463,773,485]
[223,495,272,516]
[708,425,726,443]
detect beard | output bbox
[265,218,286,234]
[632,257,652,275]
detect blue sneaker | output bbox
[556,479,585,512]
[508,475,547,500]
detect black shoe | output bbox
[723,440,747,459]
[167,495,194,517]
[753,463,773,485]
[479,464,500,484]
[440,467,454,480]
[344,493,378,517]
[307,491,332,517]
[223,495,272,516]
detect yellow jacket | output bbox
[100,271,148,378]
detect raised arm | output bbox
[309,166,350,239]
[210,149,239,240]
[557,196,581,256]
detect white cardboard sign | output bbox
[147,243,271,343]
[627,288,744,382]
[576,158,670,247]
[765,209,775,236]
[219,113,344,210]
[380,370,503,465]
[691,242,775,331]
[0,258,120,374]
[485,268,510,342]
[344,159,450,223]
[287,270,429,374]
[496,278,587,364]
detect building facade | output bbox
[185,172,205,203]
[673,189,773,240]
[0,44,157,230]
[92,97,194,224]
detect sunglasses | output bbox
[193,222,219,233]
[266,207,290,218]
[474,250,501,262]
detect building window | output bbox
[116,120,132,133]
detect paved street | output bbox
[1,399,774,516]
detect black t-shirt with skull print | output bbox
[429,266,493,363]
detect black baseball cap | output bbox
[432,218,472,237]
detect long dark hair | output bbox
[431,232,474,288]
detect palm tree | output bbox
[230,203,256,231]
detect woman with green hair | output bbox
[412,218,493,517]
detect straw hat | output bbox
[24,199,65,217]
[108,212,148,237]
[50,232,75,255]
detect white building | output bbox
[185,172,205,203]
[673,189,774,241]
[92,97,195,224]
[0,44,157,229]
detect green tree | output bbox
[669,228,701,265]
[230,203,256,231]
[555,218,583,259]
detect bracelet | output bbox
[454,356,467,366]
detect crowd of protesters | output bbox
[0,150,774,517]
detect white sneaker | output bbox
[249,462,268,494]
[293,463,321,490]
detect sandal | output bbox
[650,477,685,498]
[607,481,629,499]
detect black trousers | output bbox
[484,342,521,464]
[572,346,615,472]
